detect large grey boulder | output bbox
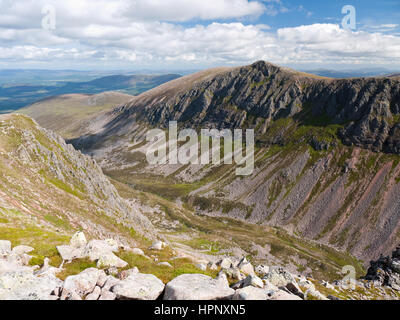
[269,289,303,300]
[112,273,164,300]
[238,258,255,276]
[56,245,84,261]
[233,286,269,300]
[69,232,87,248]
[62,268,105,299]
[0,240,11,256]
[83,240,118,261]
[164,274,235,300]
[0,271,62,300]
[96,252,128,269]
[12,245,34,255]
[263,267,303,298]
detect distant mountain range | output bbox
[0,72,181,113]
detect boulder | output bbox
[263,267,303,298]
[130,248,145,256]
[83,240,118,261]
[196,263,207,271]
[99,291,117,300]
[305,288,329,300]
[0,271,62,300]
[0,240,11,256]
[101,275,120,292]
[238,258,255,276]
[243,275,264,288]
[70,232,87,248]
[255,265,270,276]
[12,245,34,255]
[119,268,139,280]
[62,268,104,299]
[85,286,101,300]
[112,273,164,300]
[269,289,303,300]
[157,262,173,268]
[96,252,128,269]
[56,245,84,261]
[149,241,166,251]
[218,258,233,270]
[233,286,269,300]
[164,274,235,300]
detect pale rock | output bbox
[0,240,11,256]
[70,232,87,248]
[119,268,139,280]
[112,273,165,300]
[83,240,118,261]
[233,286,269,300]
[85,286,101,300]
[157,262,173,268]
[96,271,108,288]
[149,241,166,251]
[305,288,329,300]
[263,267,303,298]
[130,248,145,256]
[196,263,207,271]
[56,245,84,261]
[12,245,34,255]
[164,274,235,300]
[96,252,128,269]
[243,275,264,289]
[238,258,255,276]
[208,262,219,271]
[269,289,303,300]
[62,268,104,299]
[219,258,233,270]
[99,291,116,300]
[102,275,120,292]
[255,265,270,276]
[0,271,62,300]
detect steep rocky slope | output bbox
[26,61,400,265]
[0,114,156,257]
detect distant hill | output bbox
[0,73,181,113]
[19,91,134,139]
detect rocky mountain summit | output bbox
[1,232,399,300]
[51,61,400,264]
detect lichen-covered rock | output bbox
[70,232,87,248]
[0,271,62,300]
[233,286,269,300]
[0,240,11,256]
[96,252,128,269]
[62,268,105,299]
[164,274,235,300]
[112,273,164,300]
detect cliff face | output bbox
[0,114,155,248]
[74,61,400,155]
[36,61,400,263]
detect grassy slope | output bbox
[19,92,134,139]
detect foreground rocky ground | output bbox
[1,232,399,300]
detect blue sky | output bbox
[0,0,399,71]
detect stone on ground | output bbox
[164,274,235,300]
[112,273,164,300]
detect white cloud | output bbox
[0,0,399,69]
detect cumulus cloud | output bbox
[0,0,399,69]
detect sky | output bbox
[0,0,399,71]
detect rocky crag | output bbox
[0,114,156,252]
[53,61,400,264]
